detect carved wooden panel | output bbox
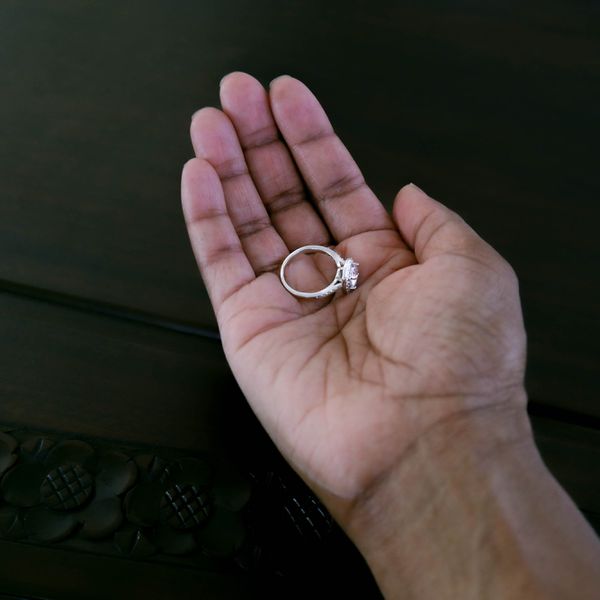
[0,425,380,596]
[0,430,249,565]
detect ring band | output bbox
[279,245,359,299]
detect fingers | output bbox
[181,157,255,310]
[219,72,331,249]
[392,183,499,265]
[269,75,396,242]
[190,106,288,275]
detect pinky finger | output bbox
[181,157,255,312]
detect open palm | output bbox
[181,73,527,507]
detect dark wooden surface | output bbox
[0,0,599,597]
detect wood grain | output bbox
[0,0,598,415]
[0,540,249,600]
[0,291,258,456]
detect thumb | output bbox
[392,183,495,265]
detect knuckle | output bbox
[319,171,365,202]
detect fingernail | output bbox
[269,74,291,87]
[408,182,425,194]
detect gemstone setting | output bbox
[342,258,359,292]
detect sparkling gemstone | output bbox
[342,259,359,292]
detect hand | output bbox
[181,72,600,600]
[181,72,527,512]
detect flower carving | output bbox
[0,436,137,542]
[0,429,253,569]
[116,454,251,558]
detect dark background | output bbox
[0,1,599,598]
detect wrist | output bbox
[344,391,534,528]
[342,395,548,598]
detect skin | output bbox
[181,72,600,598]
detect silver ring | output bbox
[279,245,359,299]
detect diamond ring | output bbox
[279,245,359,299]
